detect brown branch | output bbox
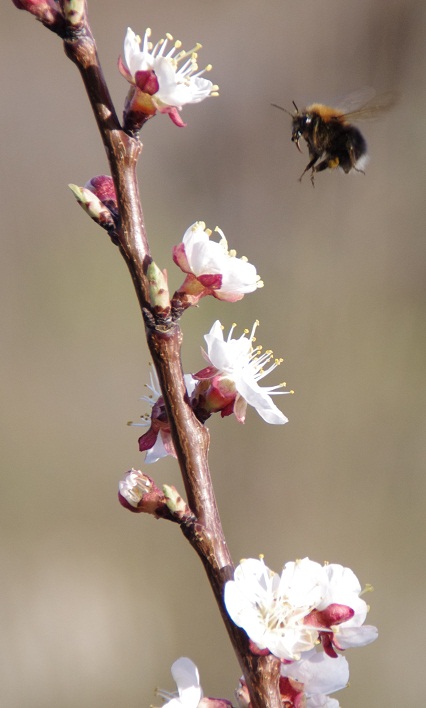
[15,3,283,705]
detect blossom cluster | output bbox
[117,215,289,471]
[154,558,376,707]
[110,24,377,708]
[9,5,381,706]
[225,557,377,706]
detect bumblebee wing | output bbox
[336,87,377,114]
[342,91,399,122]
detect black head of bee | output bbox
[291,113,312,152]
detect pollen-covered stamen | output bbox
[127,367,164,427]
[226,322,238,341]
[142,26,152,49]
[257,594,312,634]
[251,351,283,379]
[248,319,260,342]
[151,32,205,74]
[140,370,162,403]
[214,226,230,254]
[175,55,198,76]
[127,413,151,428]
[174,43,203,64]
[247,342,283,381]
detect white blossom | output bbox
[224,557,327,660]
[121,28,217,110]
[202,321,289,424]
[173,222,262,301]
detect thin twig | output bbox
[16,3,283,705]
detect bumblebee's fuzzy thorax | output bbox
[304,103,346,123]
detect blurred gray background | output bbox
[1,0,425,705]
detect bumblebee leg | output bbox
[298,154,319,183]
[310,156,340,182]
[315,157,339,172]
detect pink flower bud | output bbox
[12,0,63,28]
[85,176,118,218]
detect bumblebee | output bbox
[272,90,397,184]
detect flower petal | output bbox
[171,657,203,707]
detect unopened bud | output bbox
[85,175,117,208]
[147,261,171,323]
[62,0,84,25]
[13,0,52,10]
[12,0,63,27]
[163,484,185,513]
[69,184,116,231]
[163,484,194,523]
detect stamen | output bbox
[228,323,237,339]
